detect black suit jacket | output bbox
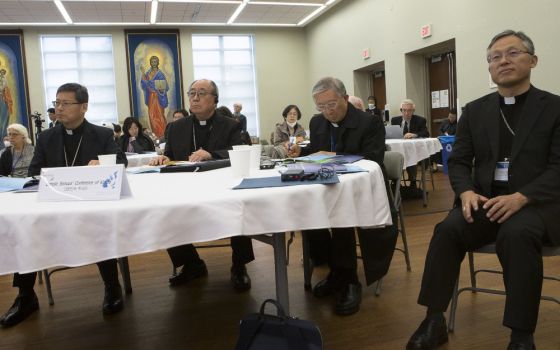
[304,103,385,165]
[449,87,560,245]
[164,111,241,161]
[305,103,398,285]
[28,120,127,176]
[391,114,430,138]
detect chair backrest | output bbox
[384,151,405,209]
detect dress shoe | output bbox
[507,342,536,350]
[102,284,123,315]
[231,265,251,292]
[169,260,208,287]
[406,317,448,350]
[312,273,342,298]
[334,283,362,315]
[0,293,39,327]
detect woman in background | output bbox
[0,123,34,177]
[119,117,155,154]
[273,105,306,146]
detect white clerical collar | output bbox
[504,96,515,105]
[65,129,73,135]
[331,123,339,128]
[199,120,207,126]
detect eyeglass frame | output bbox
[487,48,531,64]
[187,89,216,99]
[52,101,83,108]
[315,100,340,112]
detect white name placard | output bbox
[38,164,132,201]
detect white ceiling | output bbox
[0,0,341,27]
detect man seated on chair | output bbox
[150,79,254,291]
[391,99,429,188]
[0,83,128,328]
[287,77,397,315]
[406,30,560,350]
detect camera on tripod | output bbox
[31,111,44,136]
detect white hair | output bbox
[400,99,415,109]
[7,123,32,144]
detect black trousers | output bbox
[13,259,120,292]
[167,236,255,268]
[417,206,548,332]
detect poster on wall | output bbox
[125,30,184,139]
[0,30,31,141]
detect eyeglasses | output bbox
[7,133,20,137]
[187,89,215,99]
[400,108,414,113]
[52,101,82,108]
[315,101,338,112]
[487,49,530,63]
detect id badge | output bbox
[494,160,509,181]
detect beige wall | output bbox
[21,26,310,139]
[306,0,560,119]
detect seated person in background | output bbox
[391,99,430,188]
[142,127,159,146]
[0,135,7,154]
[287,77,397,316]
[113,123,122,140]
[119,117,155,154]
[365,95,382,118]
[233,102,248,133]
[439,108,458,136]
[150,78,255,291]
[0,83,128,328]
[0,123,34,177]
[348,95,365,111]
[47,107,57,128]
[273,104,306,146]
[217,105,234,119]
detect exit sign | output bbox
[361,48,370,59]
[421,24,432,38]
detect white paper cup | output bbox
[249,145,262,171]
[228,149,251,178]
[232,145,252,150]
[98,154,117,165]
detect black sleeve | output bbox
[0,149,12,176]
[28,134,48,176]
[415,117,430,138]
[211,121,242,159]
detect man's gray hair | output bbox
[400,99,415,109]
[487,30,535,56]
[312,77,347,97]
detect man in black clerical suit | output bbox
[407,30,560,350]
[0,83,128,328]
[391,99,430,188]
[150,79,254,291]
[288,77,397,315]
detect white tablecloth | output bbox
[386,138,443,168]
[0,160,391,275]
[126,153,157,168]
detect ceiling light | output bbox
[161,0,241,3]
[150,0,158,24]
[54,0,73,24]
[297,5,325,26]
[227,0,248,24]
[250,1,322,6]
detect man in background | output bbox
[47,107,57,128]
[391,99,429,187]
[233,102,247,133]
[439,108,458,136]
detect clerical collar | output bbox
[194,116,213,127]
[499,87,531,106]
[64,121,85,135]
[331,123,339,128]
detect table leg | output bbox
[272,232,290,315]
[421,159,427,207]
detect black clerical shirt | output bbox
[63,122,86,167]
[192,115,214,152]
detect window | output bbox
[40,35,118,125]
[192,35,260,136]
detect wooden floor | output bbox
[1,171,559,349]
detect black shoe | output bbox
[102,284,123,315]
[169,260,208,287]
[334,283,362,315]
[312,273,342,298]
[231,265,251,292]
[0,293,39,328]
[507,342,536,350]
[406,317,448,350]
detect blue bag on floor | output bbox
[235,299,323,350]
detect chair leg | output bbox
[398,205,411,271]
[468,252,476,289]
[301,231,313,291]
[44,269,55,306]
[375,278,383,296]
[37,270,43,284]
[118,257,133,295]
[448,277,460,332]
[286,232,295,266]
